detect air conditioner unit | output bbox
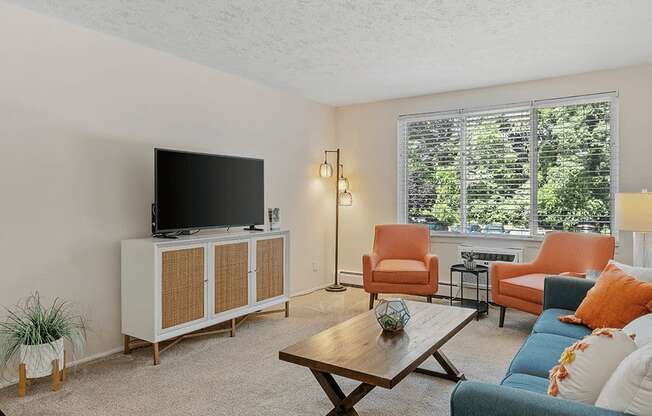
[456,245,523,290]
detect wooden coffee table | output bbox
[279,300,476,415]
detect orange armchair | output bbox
[363,224,439,309]
[492,231,615,327]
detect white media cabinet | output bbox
[121,229,290,364]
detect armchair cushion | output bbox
[499,274,547,304]
[373,259,429,284]
[533,308,592,340]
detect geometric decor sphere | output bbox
[374,298,411,332]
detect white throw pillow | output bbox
[596,343,652,416]
[548,328,637,404]
[624,313,652,347]
[608,260,652,282]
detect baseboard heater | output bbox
[452,245,524,290]
[339,270,363,287]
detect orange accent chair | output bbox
[492,231,615,327]
[363,224,439,309]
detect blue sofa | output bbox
[450,276,625,416]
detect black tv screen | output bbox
[154,149,264,232]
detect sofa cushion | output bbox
[373,259,429,284]
[533,308,592,339]
[500,274,546,304]
[561,263,652,329]
[507,333,577,378]
[623,313,652,347]
[548,329,637,404]
[501,373,550,395]
[595,343,652,414]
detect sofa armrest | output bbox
[451,381,623,416]
[543,276,595,311]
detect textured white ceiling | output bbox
[8,0,652,105]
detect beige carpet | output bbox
[0,288,535,416]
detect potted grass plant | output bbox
[0,293,87,379]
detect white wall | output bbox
[0,3,336,361]
[335,64,652,287]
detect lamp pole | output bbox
[322,148,347,292]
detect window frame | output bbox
[397,91,619,238]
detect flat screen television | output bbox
[154,149,264,234]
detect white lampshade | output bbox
[319,162,333,178]
[338,191,353,206]
[616,191,652,231]
[338,177,349,192]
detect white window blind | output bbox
[403,115,462,231]
[535,100,614,234]
[464,107,531,235]
[397,93,617,237]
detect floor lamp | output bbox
[616,190,652,267]
[320,148,353,292]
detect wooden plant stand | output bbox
[124,302,289,365]
[18,351,67,397]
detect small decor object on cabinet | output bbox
[268,208,280,230]
[374,298,411,332]
[0,293,87,397]
[461,251,476,270]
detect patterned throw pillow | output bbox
[559,264,652,329]
[548,328,637,404]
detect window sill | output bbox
[429,231,545,243]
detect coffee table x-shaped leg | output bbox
[310,350,465,416]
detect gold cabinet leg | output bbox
[18,363,26,397]
[153,342,160,365]
[285,301,290,318]
[230,318,236,337]
[123,335,131,354]
[51,359,61,392]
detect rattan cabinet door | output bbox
[214,242,249,313]
[256,237,284,302]
[161,247,206,330]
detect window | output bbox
[397,93,617,237]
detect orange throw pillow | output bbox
[559,264,652,329]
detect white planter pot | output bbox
[19,338,64,378]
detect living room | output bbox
[1,1,651,415]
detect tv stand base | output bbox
[244,225,264,232]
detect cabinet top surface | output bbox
[122,229,289,245]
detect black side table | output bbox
[450,264,489,320]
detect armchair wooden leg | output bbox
[499,306,506,328]
[426,296,433,303]
[368,293,375,310]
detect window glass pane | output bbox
[465,110,531,235]
[406,118,461,231]
[400,96,614,238]
[536,102,612,234]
